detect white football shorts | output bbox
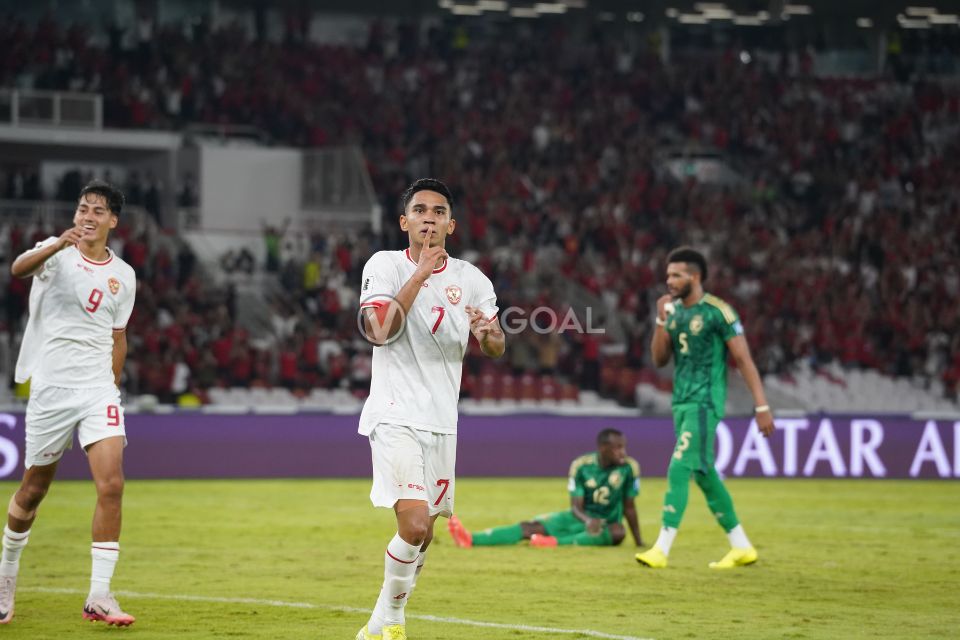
[25,383,128,469]
[368,422,457,518]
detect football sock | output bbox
[469,524,523,546]
[662,459,691,529]
[726,524,752,549]
[654,526,678,555]
[368,533,420,634]
[0,526,29,577]
[693,468,740,532]
[557,526,613,546]
[409,549,428,596]
[89,542,120,598]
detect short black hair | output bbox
[401,178,453,214]
[667,246,708,283]
[597,428,623,445]
[79,180,124,216]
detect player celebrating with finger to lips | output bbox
[354,178,504,640]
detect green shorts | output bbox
[533,510,588,537]
[671,404,719,473]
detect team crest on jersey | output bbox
[108,277,121,295]
[608,470,622,489]
[690,315,704,335]
[445,285,462,305]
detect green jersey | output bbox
[567,452,640,523]
[666,293,743,417]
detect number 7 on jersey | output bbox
[430,306,445,334]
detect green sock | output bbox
[556,526,613,546]
[662,459,691,529]
[470,524,524,546]
[694,468,740,532]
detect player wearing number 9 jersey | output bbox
[354,179,504,640]
[1,181,137,627]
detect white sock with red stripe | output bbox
[0,526,29,577]
[410,548,428,595]
[89,542,120,598]
[367,533,420,634]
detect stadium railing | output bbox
[0,89,102,129]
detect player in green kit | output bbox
[635,247,774,570]
[448,429,642,548]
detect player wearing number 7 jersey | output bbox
[354,178,504,640]
[1,180,137,627]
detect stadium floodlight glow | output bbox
[784,4,812,15]
[679,13,710,24]
[452,4,483,15]
[666,8,679,18]
[856,17,874,28]
[534,2,568,13]
[478,0,508,10]
[905,7,938,16]
[929,13,959,24]
[701,8,735,19]
[627,11,645,22]
[510,7,539,17]
[733,15,764,25]
[898,15,932,28]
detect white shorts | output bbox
[25,384,127,469]
[368,423,456,518]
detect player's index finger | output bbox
[420,227,433,263]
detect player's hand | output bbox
[465,305,503,342]
[57,226,85,250]
[586,518,603,536]
[414,227,448,282]
[756,409,774,437]
[655,294,673,322]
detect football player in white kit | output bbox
[355,179,505,640]
[0,181,137,627]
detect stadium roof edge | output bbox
[225,0,960,21]
[0,125,182,151]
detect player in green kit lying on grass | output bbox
[448,429,642,548]
[635,246,775,571]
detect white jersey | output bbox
[15,237,136,389]
[358,249,498,435]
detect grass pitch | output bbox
[0,477,957,639]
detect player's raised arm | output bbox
[650,294,674,367]
[10,227,84,279]
[726,335,774,437]
[361,228,447,345]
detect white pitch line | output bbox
[23,586,654,640]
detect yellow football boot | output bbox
[382,624,407,639]
[635,545,669,568]
[355,625,381,640]
[708,546,758,569]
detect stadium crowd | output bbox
[2,14,959,404]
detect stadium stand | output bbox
[2,12,958,413]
